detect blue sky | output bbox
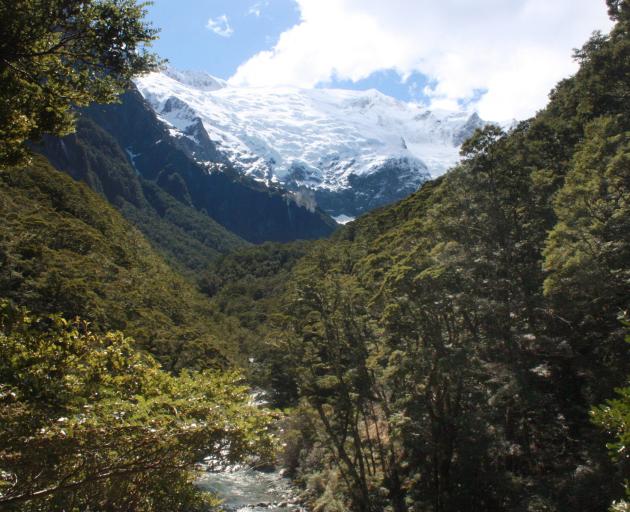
[146,1,299,80]
[145,0,612,119]
[146,0,431,102]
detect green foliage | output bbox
[592,322,630,510]
[0,302,275,511]
[231,5,630,511]
[1,2,628,511]
[39,115,249,274]
[0,0,161,166]
[0,156,242,370]
[592,384,630,501]
[543,115,630,394]
[200,241,311,402]
[544,115,630,312]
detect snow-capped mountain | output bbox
[135,69,486,218]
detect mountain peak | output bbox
[162,67,227,91]
[135,70,490,217]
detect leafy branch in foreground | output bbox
[0,301,276,511]
[0,0,162,166]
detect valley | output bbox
[0,1,628,511]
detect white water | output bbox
[197,468,305,511]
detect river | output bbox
[197,467,306,511]
[194,389,307,511]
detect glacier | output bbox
[135,69,487,217]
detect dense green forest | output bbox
[0,157,259,370]
[198,3,630,510]
[1,0,629,511]
[0,302,275,511]
[0,2,277,506]
[0,154,280,510]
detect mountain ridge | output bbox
[135,69,490,217]
[36,89,337,257]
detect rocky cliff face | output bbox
[38,90,336,248]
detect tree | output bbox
[0,0,161,166]
[0,302,276,510]
[591,321,630,511]
[543,116,630,394]
[607,0,630,22]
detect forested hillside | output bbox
[0,154,280,510]
[1,0,629,511]
[203,4,630,510]
[37,115,249,274]
[0,2,278,510]
[0,156,245,370]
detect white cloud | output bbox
[207,14,234,38]
[248,1,269,17]
[229,0,613,120]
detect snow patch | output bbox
[135,71,489,191]
[333,214,356,225]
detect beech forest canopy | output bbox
[0,0,629,511]
[198,1,630,510]
[0,2,277,510]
